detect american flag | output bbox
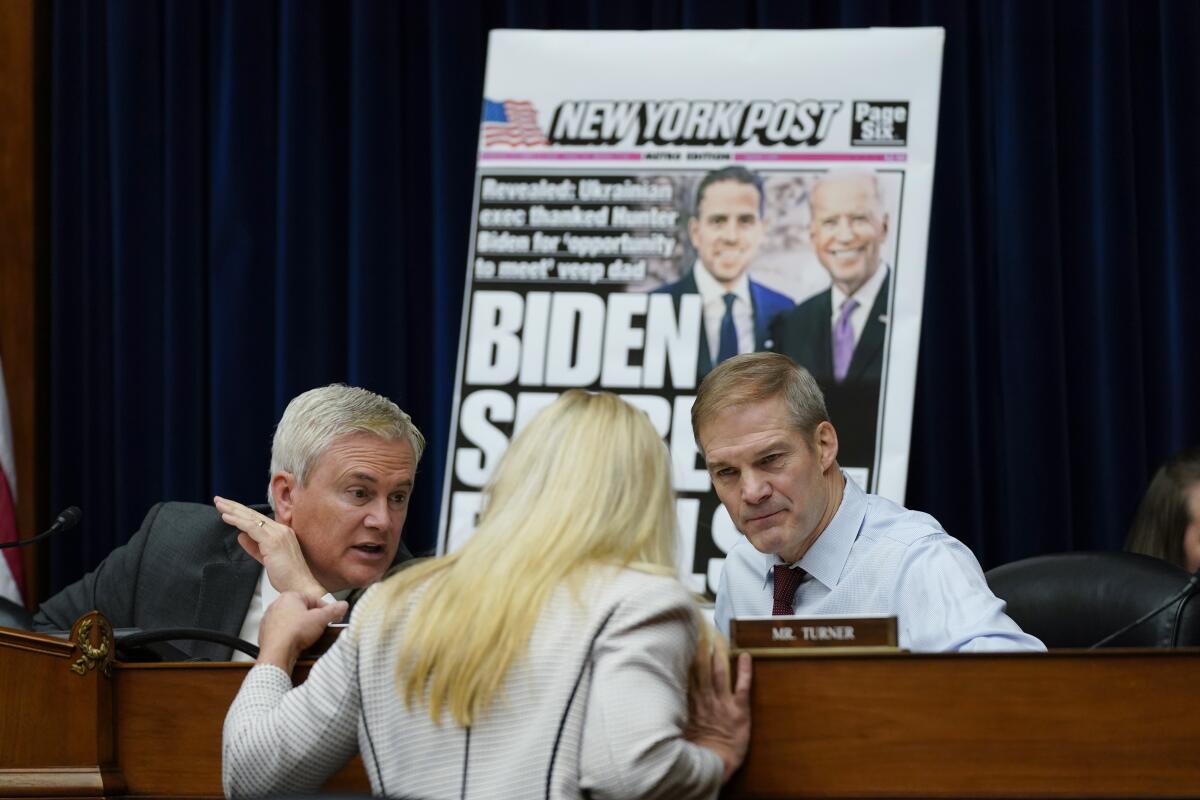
[481,99,548,147]
[0,357,21,605]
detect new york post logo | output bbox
[851,101,909,147]
[548,100,843,147]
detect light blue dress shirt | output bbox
[714,474,1046,652]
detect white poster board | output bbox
[439,28,944,597]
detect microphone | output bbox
[1089,567,1200,648]
[0,506,82,549]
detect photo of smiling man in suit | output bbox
[657,166,794,381]
[770,169,892,474]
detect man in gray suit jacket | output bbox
[33,385,424,661]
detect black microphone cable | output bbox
[116,628,259,660]
[1089,568,1200,648]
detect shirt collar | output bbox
[829,262,889,314]
[693,259,751,306]
[258,566,280,607]
[754,470,867,591]
[258,565,352,602]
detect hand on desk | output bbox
[214,496,327,601]
[686,634,752,783]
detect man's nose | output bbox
[363,496,390,529]
[741,471,772,504]
[834,217,855,240]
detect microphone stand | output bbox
[0,506,82,549]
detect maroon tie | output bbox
[773,565,804,615]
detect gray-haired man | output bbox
[33,385,423,661]
[693,353,1043,653]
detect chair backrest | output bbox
[985,551,1200,648]
[0,596,33,630]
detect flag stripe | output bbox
[0,471,20,603]
[0,357,22,604]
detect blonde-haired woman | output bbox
[223,390,752,799]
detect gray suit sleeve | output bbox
[32,502,165,631]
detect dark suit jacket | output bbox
[656,270,794,379]
[32,501,413,661]
[769,272,891,471]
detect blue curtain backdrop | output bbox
[43,0,1200,594]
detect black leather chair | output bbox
[985,551,1200,648]
[0,595,33,630]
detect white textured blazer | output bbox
[223,566,724,799]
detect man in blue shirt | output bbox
[692,352,1043,652]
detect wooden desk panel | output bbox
[0,624,125,796]
[5,624,1200,799]
[728,649,1200,799]
[113,663,245,796]
[0,629,83,768]
[112,662,368,797]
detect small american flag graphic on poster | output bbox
[481,99,547,146]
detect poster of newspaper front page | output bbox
[439,29,944,597]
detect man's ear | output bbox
[270,472,299,524]
[814,421,839,472]
[687,216,701,251]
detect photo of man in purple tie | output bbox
[769,169,893,476]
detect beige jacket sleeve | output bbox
[579,576,724,799]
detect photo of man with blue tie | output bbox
[769,169,893,475]
[656,166,794,381]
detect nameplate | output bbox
[731,614,898,651]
